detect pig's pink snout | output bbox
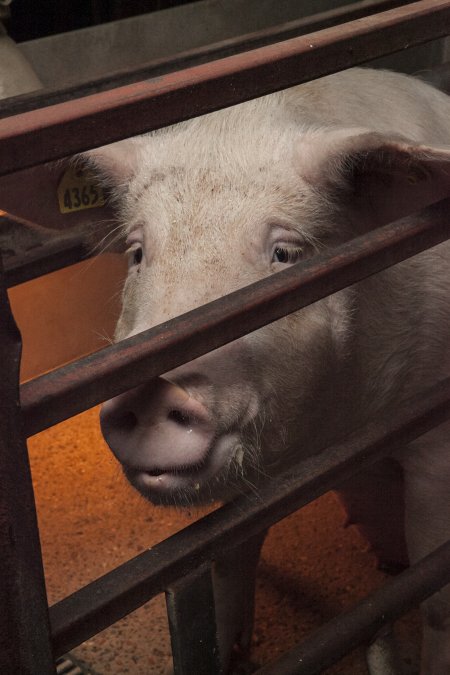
[100,378,215,475]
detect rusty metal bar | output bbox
[0,0,449,176]
[255,538,450,675]
[21,199,450,438]
[0,4,445,674]
[0,255,55,674]
[0,0,407,119]
[49,374,450,657]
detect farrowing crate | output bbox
[1,1,450,673]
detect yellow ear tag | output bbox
[57,166,106,214]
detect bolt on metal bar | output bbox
[255,538,450,675]
[21,199,450,438]
[0,0,448,176]
[0,0,408,120]
[0,254,55,674]
[49,374,450,656]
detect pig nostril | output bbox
[116,410,138,431]
[168,409,192,427]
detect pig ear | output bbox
[82,138,143,189]
[297,129,450,227]
[77,140,143,253]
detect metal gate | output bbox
[1,1,450,673]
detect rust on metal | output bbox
[0,0,407,120]
[49,375,450,656]
[0,1,448,175]
[21,199,450,437]
[0,2,449,671]
[0,159,114,230]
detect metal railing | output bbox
[1,1,450,673]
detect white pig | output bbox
[90,68,450,674]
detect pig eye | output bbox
[127,246,143,269]
[272,246,303,265]
[133,248,143,266]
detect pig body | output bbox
[93,68,450,673]
[0,26,41,99]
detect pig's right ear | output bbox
[82,138,143,191]
[297,128,450,229]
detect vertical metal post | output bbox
[166,564,222,675]
[0,253,55,673]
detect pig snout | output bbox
[100,377,221,499]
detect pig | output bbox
[0,26,41,98]
[89,67,450,674]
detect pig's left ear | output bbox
[297,129,450,227]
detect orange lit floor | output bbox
[28,408,421,674]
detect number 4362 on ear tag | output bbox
[57,165,106,214]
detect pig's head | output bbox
[89,93,450,506]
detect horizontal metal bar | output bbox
[49,374,450,657]
[4,229,89,287]
[0,0,449,176]
[256,537,450,675]
[21,199,450,438]
[0,0,406,119]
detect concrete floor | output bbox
[28,407,421,674]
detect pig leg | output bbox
[336,458,409,573]
[401,421,450,675]
[366,624,404,675]
[213,530,267,673]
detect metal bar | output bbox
[49,374,450,656]
[166,565,221,675]
[4,228,89,287]
[0,159,116,231]
[255,538,450,675]
[0,254,55,673]
[0,0,407,119]
[21,199,450,438]
[0,0,449,176]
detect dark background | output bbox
[6,0,196,42]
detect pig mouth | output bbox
[120,431,242,504]
[132,459,207,478]
[141,466,201,477]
